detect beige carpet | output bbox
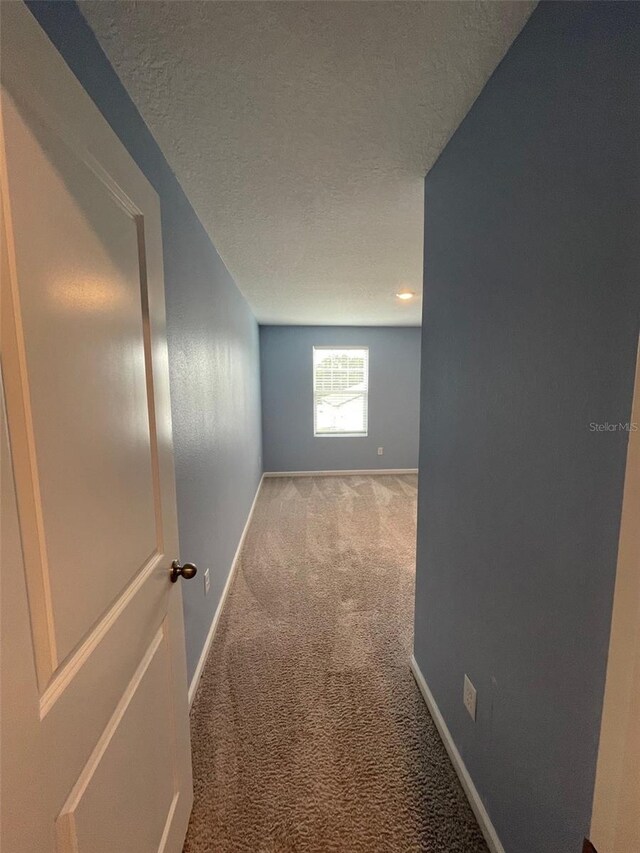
[184,474,488,853]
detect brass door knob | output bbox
[170,559,198,583]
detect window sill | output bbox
[313,433,368,438]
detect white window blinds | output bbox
[313,347,369,436]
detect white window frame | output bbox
[312,345,369,438]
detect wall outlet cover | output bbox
[464,674,477,721]
[377,447,384,455]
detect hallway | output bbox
[3,4,639,851]
[185,475,487,852]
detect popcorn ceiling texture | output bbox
[79,1,534,326]
[185,475,489,852]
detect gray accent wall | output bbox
[28,2,263,683]
[260,326,420,472]
[414,3,640,853]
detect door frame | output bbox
[590,333,640,852]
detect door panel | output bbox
[1,5,193,852]
[3,90,159,670]
[56,626,178,853]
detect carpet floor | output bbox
[184,474,488,853]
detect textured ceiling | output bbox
[80,1,535,326]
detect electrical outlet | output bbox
[204,567,211,596]
[463,674,477,721]
[377,447,384,456]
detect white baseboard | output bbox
[187,474,264,707]
[410,655,505,853]
[263,468,418,477]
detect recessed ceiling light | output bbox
[396,289,416,301]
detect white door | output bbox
[1,4,194,852]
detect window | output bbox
[313,346,369,436]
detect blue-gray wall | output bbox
[414,3,640,853]
[28,2,263,683]
[261,326,420,472]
